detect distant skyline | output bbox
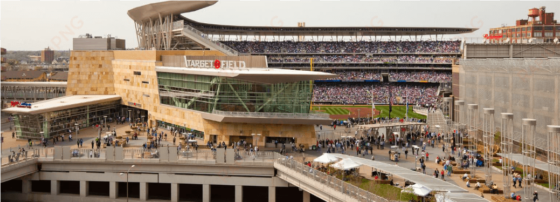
[1,0,560,50]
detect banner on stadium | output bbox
[397,80,406,82]
[162,55,268,69]
[419,80,428,83]
[364,80,380,82]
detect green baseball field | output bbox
[312,105,426,119]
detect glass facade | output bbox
[157,72,313,114]
[13,101,120,139]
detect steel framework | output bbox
[501,113,513,198]
[483,108,495,186]
[548,125,560,201]
[467,104,478,178]
[134,14,173,50]
[521,118,537,199]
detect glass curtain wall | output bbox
[157,72,312,114]
[13,101,120,139]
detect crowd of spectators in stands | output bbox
[388,71,451,82]
[326,70,383,81]
[312,83,438,105]
[323,71,451,83]
[221,41,461,54]
[267,55,456,64]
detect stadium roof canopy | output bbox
[128,0,477,36]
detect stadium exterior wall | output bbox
[66,50,317,147]
[459,58,560,153]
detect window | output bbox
[522,28,526,31]
[534,32,542,37]
[516,28,521,32]
[556,32,560,37]
[522,33,526,37]
[557,27,560,30]
[534,26,543,31]
[528,27,532,31]
[133,71,141,75]
[545,26,554,30]
[545,32,553,37]
[142,81,149,84]
[527,33,531,37]
[124,79,130,82]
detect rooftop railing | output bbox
[212,110,331,119]
[275,158,397,202]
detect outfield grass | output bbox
[312,105,426,119]
[375,106,426,119]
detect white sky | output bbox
[1,0,559,50]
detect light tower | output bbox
[467,104,478,178]
[500,113,513,198]
[482,108,494,186]
[521,118,536,199]
[547,125,560,201]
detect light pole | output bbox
[75,123,79,142]
[120,165,135,202]
[103,116,107,132]
[128,110,132,123]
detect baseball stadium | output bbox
[6,1,560,202]
[3,0,475,146]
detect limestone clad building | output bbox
[5,50,334,147]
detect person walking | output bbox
[77,139,80,148]
[441,169,445,180]
[405,149,408,159]
[91,140,94,149]
[533,191,538,202]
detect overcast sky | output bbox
[1,0,559,50]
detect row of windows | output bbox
[491,26,560,34]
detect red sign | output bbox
[10,101,19,107]
[484,34,503,40]
[214,60,221,69]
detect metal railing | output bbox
[181,25,239,56]
[212,110,330,119]
[276,158,395,202]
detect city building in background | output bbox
[489,6,560,43]
[41,47,54,63]
[73,33,126,51]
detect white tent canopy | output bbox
[330,158,362,170]
[314,153,340,164]
[402,183,432,197]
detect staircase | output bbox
[427,109,449,133]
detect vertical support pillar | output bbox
[483,108,494,186]
[140,182,148,201]
[501,113,513,198]
[171,183,178,202]
[203,184,210,202]
[547,125,560,201]
[235,185,242,202]
[467,104,478,178]
[303,191,310,202]
[110,181,117,199]
[268,186,276,202]
[80,181,87,197]
[22,179,31,194]
[51,180,58,195]
[521,118,537,199]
